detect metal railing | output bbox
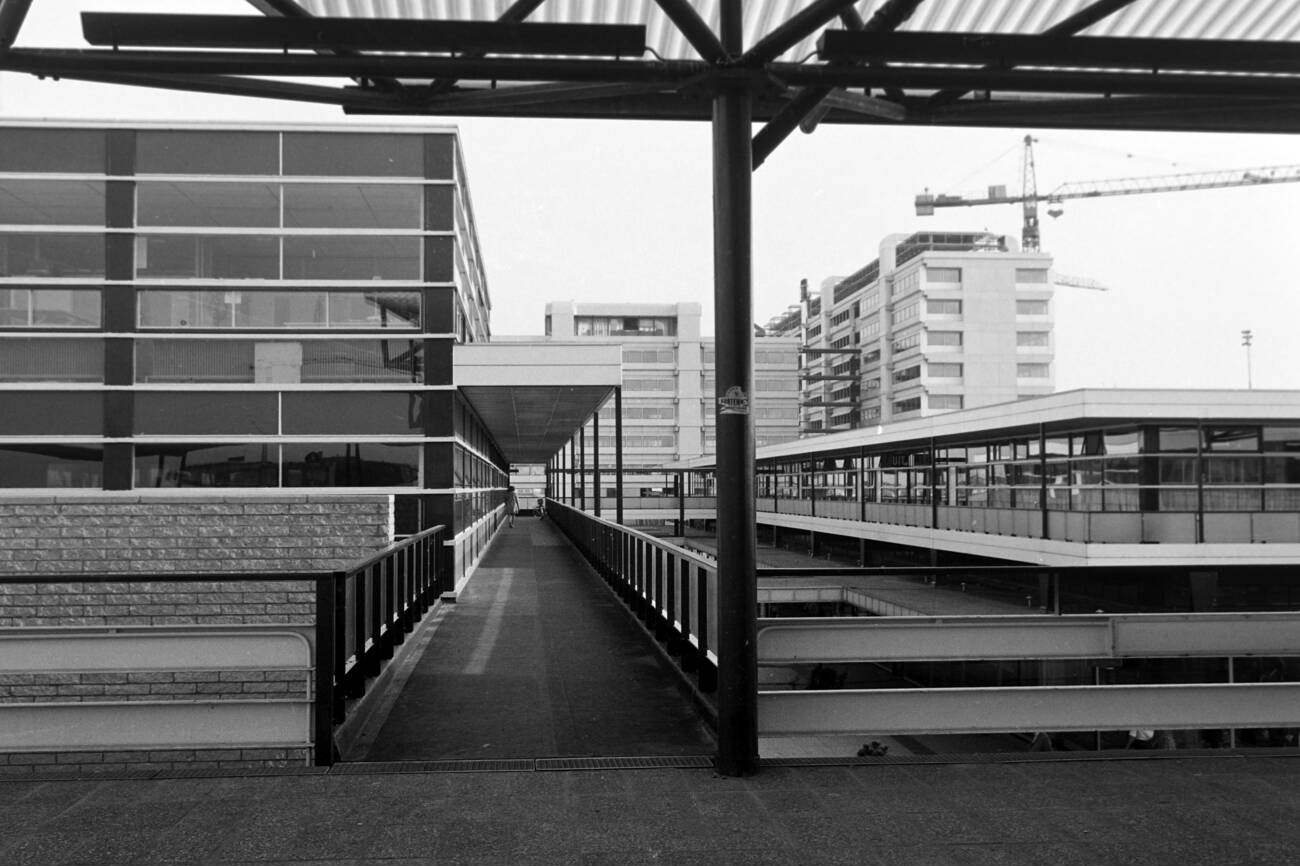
[314,524,445,764]
[547,501,719,696]
[1,523,445,767]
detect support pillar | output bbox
[677,469,686,537]
[579,423,587,512]
[593,410,602,517]
[712,0,759,778]
[615,386,624,525]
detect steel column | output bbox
[593,410,601,517]
[712,0,758,778]
[579,422,586,511]
[615,386,624,524]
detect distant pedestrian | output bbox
[506,485,518,527]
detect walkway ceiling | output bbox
[3,0,1300,153]
[453,344,622,466]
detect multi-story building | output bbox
[0,120,507,584]
[536,300,801,509]
[799,231,1055,434]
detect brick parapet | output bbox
[0,747,310,775]
[0,670,309,703]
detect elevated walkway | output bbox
[350,518,714,762]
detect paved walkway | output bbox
[1,756,1295,864]
[357,519,714,761]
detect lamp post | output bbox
[1241,329,1253,389]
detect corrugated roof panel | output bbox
[296,1,1300,62]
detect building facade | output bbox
[538,300,800,508]
[800,231,1055,434]
[0,121,508,583]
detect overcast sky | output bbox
[4,1,1299,391]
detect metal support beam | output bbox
[741,0,860,67]
[614,387,624,525]
[0,0,33,49]
[429,0,548,94]
[652,0,727,63]
[593,410,601,518]
[579,422,586,512]
[751,0,922,169]
[46,72,386,107]
[712,0,758,779]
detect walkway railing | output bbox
[547,501,719,697]
[0,524,445,768]
[315,523,445,764]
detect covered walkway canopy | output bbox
[5,0,1300,776]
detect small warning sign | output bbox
[718,386,750,415]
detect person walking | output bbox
[505,485,518,528]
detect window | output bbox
[0,338,103,382]
[622,377,676,392]
[755,348,795,365]
[136,182,279,227]
[830,307,853,326]
[0,180,106,225]
[756,378,799,392]
[927,299,962,316]
[135,393,277,435]
[1017,331,1050,347]
[861,315,880,339]
[135,339,421,383]
[622,405,675,420]
[282,443,420,487]
[893,397,922,414]
[283,184,422,229]
[893,364,921,383]
[1016,268,1050,283]
[929,394,964,410]
[137,289,419,330]
[862,348,881,365]
[861,406,881,421]
[926,267,962,283]
[892,301,919,325]
[575,316,676,337]
[928,362,963,378]
[1017,363,1050,378]
[0,129,104,173]
[283,133,424,177]
[0,445,102,489]
[806,323,822,338]
[283,236,421,280]
[863,289,880,309]
[136,235,278,279]
[892,332,921,354]
[1016,300,1050,316]
[893,270,919,298]
[283,392,425,434]
[0,393,102,435]
[0,234,104,278]
[623,348,675,364]
[137,131,279,175]
[0,288,100,328]
[927,330,962,346]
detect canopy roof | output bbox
[4,0,1300,143]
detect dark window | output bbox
[282,442,419,487]
[1,288,101,328]
[134,392,277,435]
[424,184,455,231]
[283,236,420,280]
[135,443,278,488]
[136,182,279,227]
[0,338,103,381]
[282,392,424,435]
[0,129,105,173]
[300,339,422,382]
[283,133,423,177]
[1263,426,1300,452]
[135,340,254,383]
[0,233,104,278]
[0,180,107,225]
[136,131,279,175]
[136,235,279,279]
[1158,427,1200,453]
[0,444,103,488]
[0,392,102,435]
[137,289,419,329]
[284,184,421,228]
[1206,427,1260,452]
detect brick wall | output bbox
[0,495,391,575]
[0,495,390,772]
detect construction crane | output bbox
[916,134,1300,251]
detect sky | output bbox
[4,1,1300,391]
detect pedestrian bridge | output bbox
[4,501,1298,771]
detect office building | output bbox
[0,120,507,583]
[800,231,1055,434]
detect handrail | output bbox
[546,499,721,698]
[1,525,449,767]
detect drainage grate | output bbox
[536,755,714,771]
[333,758,537,774]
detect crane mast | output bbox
[915,138,1300,250]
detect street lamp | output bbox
[1241,329,1253,389]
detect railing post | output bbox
[367,560,383,675]
[313,574,338,766]
[330,572,347,722]
[349,569,367,699]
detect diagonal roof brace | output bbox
[751,0,924,170]
[245,0,403,95]
[652,0,727,63]
[0,0,34,50]
[741,0,862,67]
[427,0,548,96]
